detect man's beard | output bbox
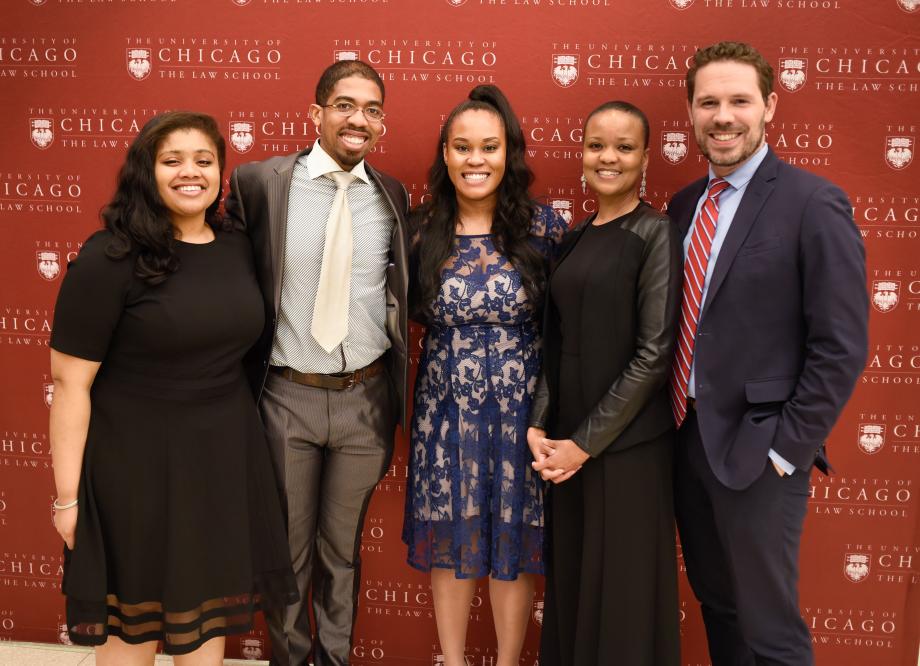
[697,117,766,171]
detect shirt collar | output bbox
[306,139,370,184]
[707,142,769,191]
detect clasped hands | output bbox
[527,427,590,484]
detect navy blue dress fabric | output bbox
[403,205,567,580]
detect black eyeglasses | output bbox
[323,102,386,124]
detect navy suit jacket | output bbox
[668,147,868,490]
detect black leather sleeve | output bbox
[570,212,682,456]
[528,371,550,430]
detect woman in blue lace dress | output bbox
[402,85,566,666]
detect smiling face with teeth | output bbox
[688,60,778,177]
[154,128,220,229]
[310,75,384,170]
[582,109,648,210]
[442,109,506,214]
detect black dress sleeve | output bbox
[50,230,133,362]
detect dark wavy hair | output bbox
[103,111,228,286]
[412,85,544,320]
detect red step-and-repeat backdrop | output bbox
[1,0,918,664]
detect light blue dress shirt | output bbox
[683,143,794,475]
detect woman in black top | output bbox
[49,112,295,665]
[528,101,682,665]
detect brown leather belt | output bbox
[270,357,385,390]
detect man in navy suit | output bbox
[668,42,868,666]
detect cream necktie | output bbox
[311,171,357,353]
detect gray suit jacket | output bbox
[225,147,410,427]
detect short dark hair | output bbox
[583,101,650,149]
[315,60,385,105]
[686,41,774,103]
[103,111,227,285]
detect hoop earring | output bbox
[639,170,647,200]
[580,173,587,194]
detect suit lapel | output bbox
[701,149,778,315]
[268,150,307,313]
[367,163,408,296]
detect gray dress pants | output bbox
[260,369,395,666]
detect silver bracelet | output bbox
[52,497,78,511]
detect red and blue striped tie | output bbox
[670,177,730,428]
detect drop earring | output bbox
[580,173,587,194]
[639,169,647,200]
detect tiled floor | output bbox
[0,642,265,666]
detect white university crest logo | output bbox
[551,54,579,88]
[232,0,252,6]
[240,637,263,660]
[229,121,255,154]
[885,136,914,170]
[432,654,446,665]
[661,131,689,164]
[897,0,920,12]
[778,58,807,93]
[58,623,72,645]
[532,600,544,626]
[669,0,695,9]
[30,118,53,149]
[29,0,48,6]
[857,423,885,455]
[126,48,152,81]
[37,251,61,281]
[843,553,870,582]
[334,50,360,63]
[550,199,574,226]
[44,382,55,408]
[446,0,469,5]
[872,280,899,312]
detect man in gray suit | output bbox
[226,60,409,666]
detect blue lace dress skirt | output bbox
[403,208,565,580]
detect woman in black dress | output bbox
[528,101,682,665]
[49,112,295,664]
